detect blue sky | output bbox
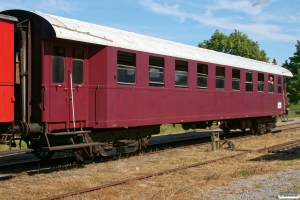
[1,0,299,65]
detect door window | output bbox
[72,48,84,84]
[52,46,65,83]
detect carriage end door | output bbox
[47,46,87,130]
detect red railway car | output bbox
[0,14,17,122]
[0,9,293,163]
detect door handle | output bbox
[42,85,46,110]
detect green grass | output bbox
[160,124,190,135]
[237,170,251,176]
[159,123,218,135]
[0,140,27,151]
[287,103,300,118]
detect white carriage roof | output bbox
[31,10,292,77]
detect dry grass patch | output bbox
[233,130,300,150]
[76,153,300,200]
[1,129,300,199]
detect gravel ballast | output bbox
[198,168,300,199]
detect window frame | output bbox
[117,64,136,85]
[278,76,282,93]
[72,48,84,85]
[245,71,253,92]
[52,46,65,84]
[258,73,264,92]
[216,66,225,90]
[175,60,188,88]
[149,56,164,87]
[232,69,240,91]
[149,65,164,87]
[197,64,208,89]
[268,74,274,93]
[117,51,136,85]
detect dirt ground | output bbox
[1,129,300,200]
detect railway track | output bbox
[0,124,299,182]
[0,128,264,178]
[40,124,300,200]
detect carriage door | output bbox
[48,46,69,127]
[67,48,87,129]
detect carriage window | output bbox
[175,60,188,88]
[149,56,164,87]
[246,72,253,92]
[216,66,225,90]
[72,48,84,84]
[268,75,274,93]
[197,64,208,89]
[278,76,282,93]
[232,69,240,91]
[258,73,264,92]
[52,46,65,83]
[117,51,136,85]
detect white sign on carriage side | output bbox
[278,102,282,109]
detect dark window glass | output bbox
[117,51,136,85]
[284,77,286,84]
[197,64,208,88]
[52,46,65,83]
[258,73,264,92]
[246,72,253,92]
[175,60,188,88]
[72,60,83,84]
[149,56,164,87]
[232,69,240,91]
[72,48,84,84]
[216,66,225,90]
[268,75,274,93]
[149,66,164,86]
[117,65,136,84]
[278,76,282,93]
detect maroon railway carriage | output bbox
[0,10,292,163]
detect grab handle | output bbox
[42,85,47,110]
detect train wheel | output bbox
[73,148,95,164]
[241,128,246,134]
[222,127,230,135]
[33,150,55,160]
[31,141,55,160]
[250,126,258,135]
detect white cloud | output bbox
[140,0,297,42]
[142,0,186,20]
[209,0,275,15]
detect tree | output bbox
[198,30,269,62]
[272,58,277,65]
[282,40,300,104]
